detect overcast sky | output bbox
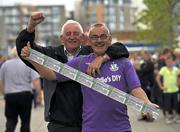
[0,0,77,11]
[0,0,145,11]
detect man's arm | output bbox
[21,43,56,80]
[178,74,180,87]
[16,12,49,72]
[131,86,159,116]
[156,73,164,91]
[32,78,43,104]
[131,87,151,104]
[123,59,159,109]
[21,46,75,83]
[29,59,56,80]
[16,29,38,71]
[106,42,129,59]
[0,64,4,95]
[0,80,3,95]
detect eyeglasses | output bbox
[89,34,110,41]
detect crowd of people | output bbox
[130,48,180,124]
[0,11,179,132]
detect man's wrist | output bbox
[103,54,110,62]
[27,25,35,33]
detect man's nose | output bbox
[69,34,75,39]
[96,37,102,41]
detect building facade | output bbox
[75,0,138,42]
[0,4,65,52]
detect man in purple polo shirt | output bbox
[54,53,141,132]
[21,23,157,132]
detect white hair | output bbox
[60,20,83,35]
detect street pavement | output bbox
[0,98,180,132]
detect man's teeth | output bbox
[96,43,105,46]
[69,41,76,43]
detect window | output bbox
[109,0,115,5]
[12,17,19,23]
[5,9,12,15]
[23,16,29,24]
[119,15,124,23]
[130,8,136,23]
[52,16,59,23]
[5,17,11,23]
[42,8,51,15]
[95,0,101,4]
[45,16,51,23]
[118,0,123,5]
[52,7,59,16]
[104,0,108,5]
[108,7,115,15]
[0,9,3,16]
[91,12,96,22]
[119,23,124,31]
[109,15,116,22]
[12,8,18,15]
[119,8,124,23]
[109,22,116,31]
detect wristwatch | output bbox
[103,54,109,61]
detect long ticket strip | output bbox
[28,49,160,119]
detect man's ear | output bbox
[60,35,64,44]
[81,33,85,40]
[108,35,112,44]
[81,33,89,45]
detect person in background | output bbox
[174,48,180,68]
[138,51,155,122]
[158,48,173,70]
[0,47,42,132]
[21,23,158,132]
[173,48,180,123]
[0,54,5,68]
[156,54,180,124]
[16,12,129,132]
[0,54,5,95]
[157,48,174,116]
[32,79,43,109]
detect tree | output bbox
[134,0,179,47]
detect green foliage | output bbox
[134,0,179,47]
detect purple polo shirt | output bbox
[55,53,141,132]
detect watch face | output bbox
[103,54,108,60]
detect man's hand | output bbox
[37,91,43,105]
[145,102,159,120]
[86,54,110,77]
[27,12,45,32]
[21,42,31,60]
[148,102,159,109]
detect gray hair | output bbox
[88,23,110,36]
[60,20,83,35]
